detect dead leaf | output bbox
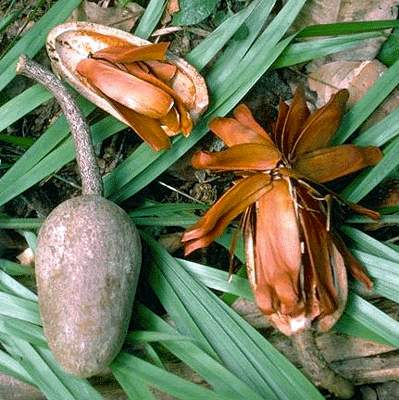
[291,0,399,61]
[159,232,184,253]
[73,1,144,32]
[161,0,180,25]
[291,0,340,28]
[308,58,399,163]
[308,60,386,107]
[16,247,35,266]
[308,59,399,133]
[167,0,180,15]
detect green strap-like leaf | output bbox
[341,136,399,202]
[341,226,399,262]
[0,0,82,91]
[298,19,399,37]
[336,293,399,347]
[144,233,323,400]
[134,0,167,39]
[0,84,52,132]
[186,0,261,70]
[137,305,265,400]
[333,57,399,144]
[112,352,230,400]
[274,32,382,69]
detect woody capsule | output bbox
[46,22,208,151]
[182,88,382,336]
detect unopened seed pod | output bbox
[16,56,141,378]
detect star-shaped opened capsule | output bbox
[182,88,382,336]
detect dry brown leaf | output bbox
[291,0,340,28]
[167,0,180,15]
[162,0,180,24]
[16,247,35,266]
[308,60,386,107]
[73,1,144,32]
[291,0,399,61]
[159,232,184,253]
[308,59,399,131]
[270,332,394,365]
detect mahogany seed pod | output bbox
[16,56,142,378]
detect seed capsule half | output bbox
[46,22,208,150]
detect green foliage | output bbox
[298,19,399,37]
[378,28,399,66]
[135,0,168,39]
[173,0,219,26]
[1,0,399,399]
[0,0,81,91]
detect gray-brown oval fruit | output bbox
[35,195,141,377]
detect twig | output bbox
[16,55,103,196]
[151,26,182,37]
[292,330,355,399]
[157,180,206,204]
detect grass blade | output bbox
[137,305,265,400]
[347,215,399,224]
[336,293,399,347]
[134,0,167,39]
[1,336,75,400]
[0,348,33,385]
[353,106,399,146]
[0,259,33,276]
[341,226,399,262]
[178,258,253,299]
[186,0,261,70]
[298,20,399,38]
[0,270,37,301]
[37,347,103,400]
[145,233,323,400]
[112,352,229,400]
[0,315,46,347]
[0,98,94,195]
[0,84,52,132]
[351,249,399,303]
[206,0,277,93]
[0,0,81,91]
[0,115,123,207]
[273,32,382,69]
[0,218,43,229]
[211,0,306,108]
[0,292,40,325]
[341,136,399,202]
[113,367,156,400]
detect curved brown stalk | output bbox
[16,55,103,196]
